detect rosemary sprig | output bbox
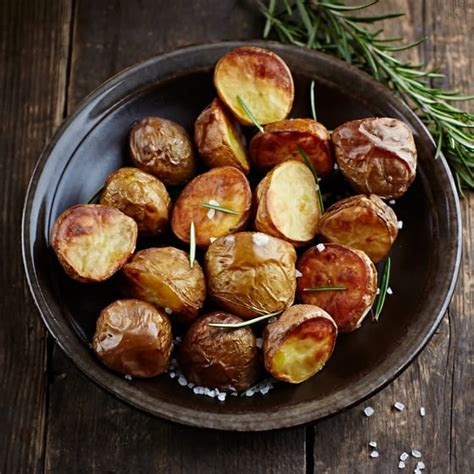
[237,95,265,132]
[261,0,473,196]
[297,146,325,212]
[310,80,317,121]
[303,286,347,291]
[189,221,196,268]
[86,185,104,204]
[201,203,239,215]
[208,310,283,329]
[374,256,391,321]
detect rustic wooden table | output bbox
[1,0,472,472]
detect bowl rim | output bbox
[21,40,462,431]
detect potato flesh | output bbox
[222,111,248,169]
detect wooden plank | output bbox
[44,1,306,473]
[0,0,73,472]
[311,0,473,472]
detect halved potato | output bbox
[263,304,337,383]
[255,160,320,247]
[171,166,252,247]
[129,117,196,186]
[249,119,333,175]
[100,167,171,236]
[194,98,250,173]
[332,117,417,199]
[122,247,206,324]
[214,46,294,126]
[296,243,377,332]
[51,204,137,283]
[205,232,296,319]
[93,299,172,378]
[179,312,260,392]
[318,194,398,263]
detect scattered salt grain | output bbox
[268,317,277,324]
[376,288,380,295]
[414,469,422,474]
[231,391,238,396]
[169,371,176,379]
[295,269,303,278]
[363,406,375,417]
[207,208,216,219]
[210,237,217,243]
[187,382,195,389]
[260,386,271,395]
[316,243,326,252]
[217,392,226,401]
[174,336,182,344]
[411,449,422,459]
[124,374,132,381]
[398,461,406,469]
[253,233,270,246]
[369,441,377,448]
[164,307,173,315]
[370,450,379,458]
[178,376,188,386]
[387,287,393,295]
[416,461,425,470]
[420,407,426,417]
[334,163,339,170]
[245,389,255,397]
[394,401,405,411]
[400,452,409,461]
[397,220,404,229]
[389,199,396,205]
[256,338,263,349]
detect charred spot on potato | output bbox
[92,299,172,378]
[214,46,294,126]
[296,243,377,332]
[51,204,137,283]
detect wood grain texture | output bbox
[0,0,72,472]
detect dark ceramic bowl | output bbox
[22,41,461,431]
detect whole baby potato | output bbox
[122,247,206,324]
[332,117,417,199]
[93,299,172,378]
[205,232,296,319]
[100,167,171,236]
[129,117,196,186]
[179,312,260,392]
[194,98,250,174]
[51,204,137,283]
[318,194,398,263]
[263,304,337,384]
[249,118,333,175]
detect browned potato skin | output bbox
[179,312,260,392]
[171,166,252,247]
[100,167,171,236]
[129,117,196,186]
[194,98,250,174]
[318,194,398,263]
[250,119,333,175]
[92,299,172,378]
[122,247,206,324]
[51,204,137,283]
[332,117,417,199]
[205,232,296,319]
[263,304,337,383]
[296,244,377,332]
[214,46,294,126]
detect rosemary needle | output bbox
[208,310,283,329]
[374,257,391,321]
[237,95,265,133]
[86,185,104,204]
[189,221,196,268]
[201,203,239,215]
[310,80,317,121]
[303,286,347,292]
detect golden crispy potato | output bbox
[194,98,250,173]
[122,247,206,324]
[171,166,252,247]
[249,119,333,175]
[332,117,417,199]
[318,194,398,263]
[51,204,137,283]
[205,232,296,319]
[100,167,171,236]
[92,299,172,378]
[296,243,377,332]
[179,312,260,392]
[263,304,337,383]
[129,117,196,186]
[214,46,294,126]
[254,160,320,247]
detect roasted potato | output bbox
[296,243,377,332]
[318,194,398,263]
[179,312,260,391]
[205,232,296,319]
[171,166,252,247]
[263,304,337,383]
[254,160,320,247]
[214,46,294,126]
[51,204,137,283]
[249,118,333,175]
[100,167,171,236]
[194,98,250,174]
[129,117,196,186]
[122,247,206,324]
[92,299,172,378]
[332,117,417,199]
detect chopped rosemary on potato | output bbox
[374,257,391,321]
[189,221,196,268]
[310,80,317,121]
[297,146,324,213]
[86,185,104,204]
[237,95,265,133]
[200,203,239,215]
[303,286,347,292]
[208,310,283,329]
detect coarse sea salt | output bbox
[387,287,393,295]
[376,288,381,295]
[411,449,422,458]
[295,269,303,278]
[400,452,409,461]
[363,406,375,417]
[164,307,173,315]
[217,392,226,401]
[420,407,426,417]
[398,461,405,469]
[316,243,326,252]
[124,374,132,381]
[369,441,377,448]
[210,237,217,243]
[370,450,379,458]
[394,401,405,411]
[416,461,425,470]
[178,376,188,386]
[207,208,216,219]
[389,199,396,205]
[397,220,404,229]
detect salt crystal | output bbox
[416,461,425,470]
[169,371,176,379]
[230,391,238,396]
[389,199,396,205]
[193,386,200,394]
[256,338,263,348]
[124,374,132,381]
[387,287,394,295]
[187,382,195,389]
[370,450,379,458]
[394,401,405,411]
[363,406,374,417]
[210,237,217,243]
[207,208,216,219]
[209,199,220,206]
[178,376,188,386]
[398,461,406,469]
[377,288,380,295]
[400,453,409,461]
[369,441,377,448]
[217,392,226,401]
[420,407,425,417]
[175,336,182,343]
[316,243,326,252]
[411,449,422,458]
[295,269,303,278]
[164,307,173,315]
[260,386,270,395]
[414,470,422,474]
[334,163,339,170]
[397,220,404,229]
[245,389,255,397]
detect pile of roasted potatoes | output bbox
[51,46,417,395]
